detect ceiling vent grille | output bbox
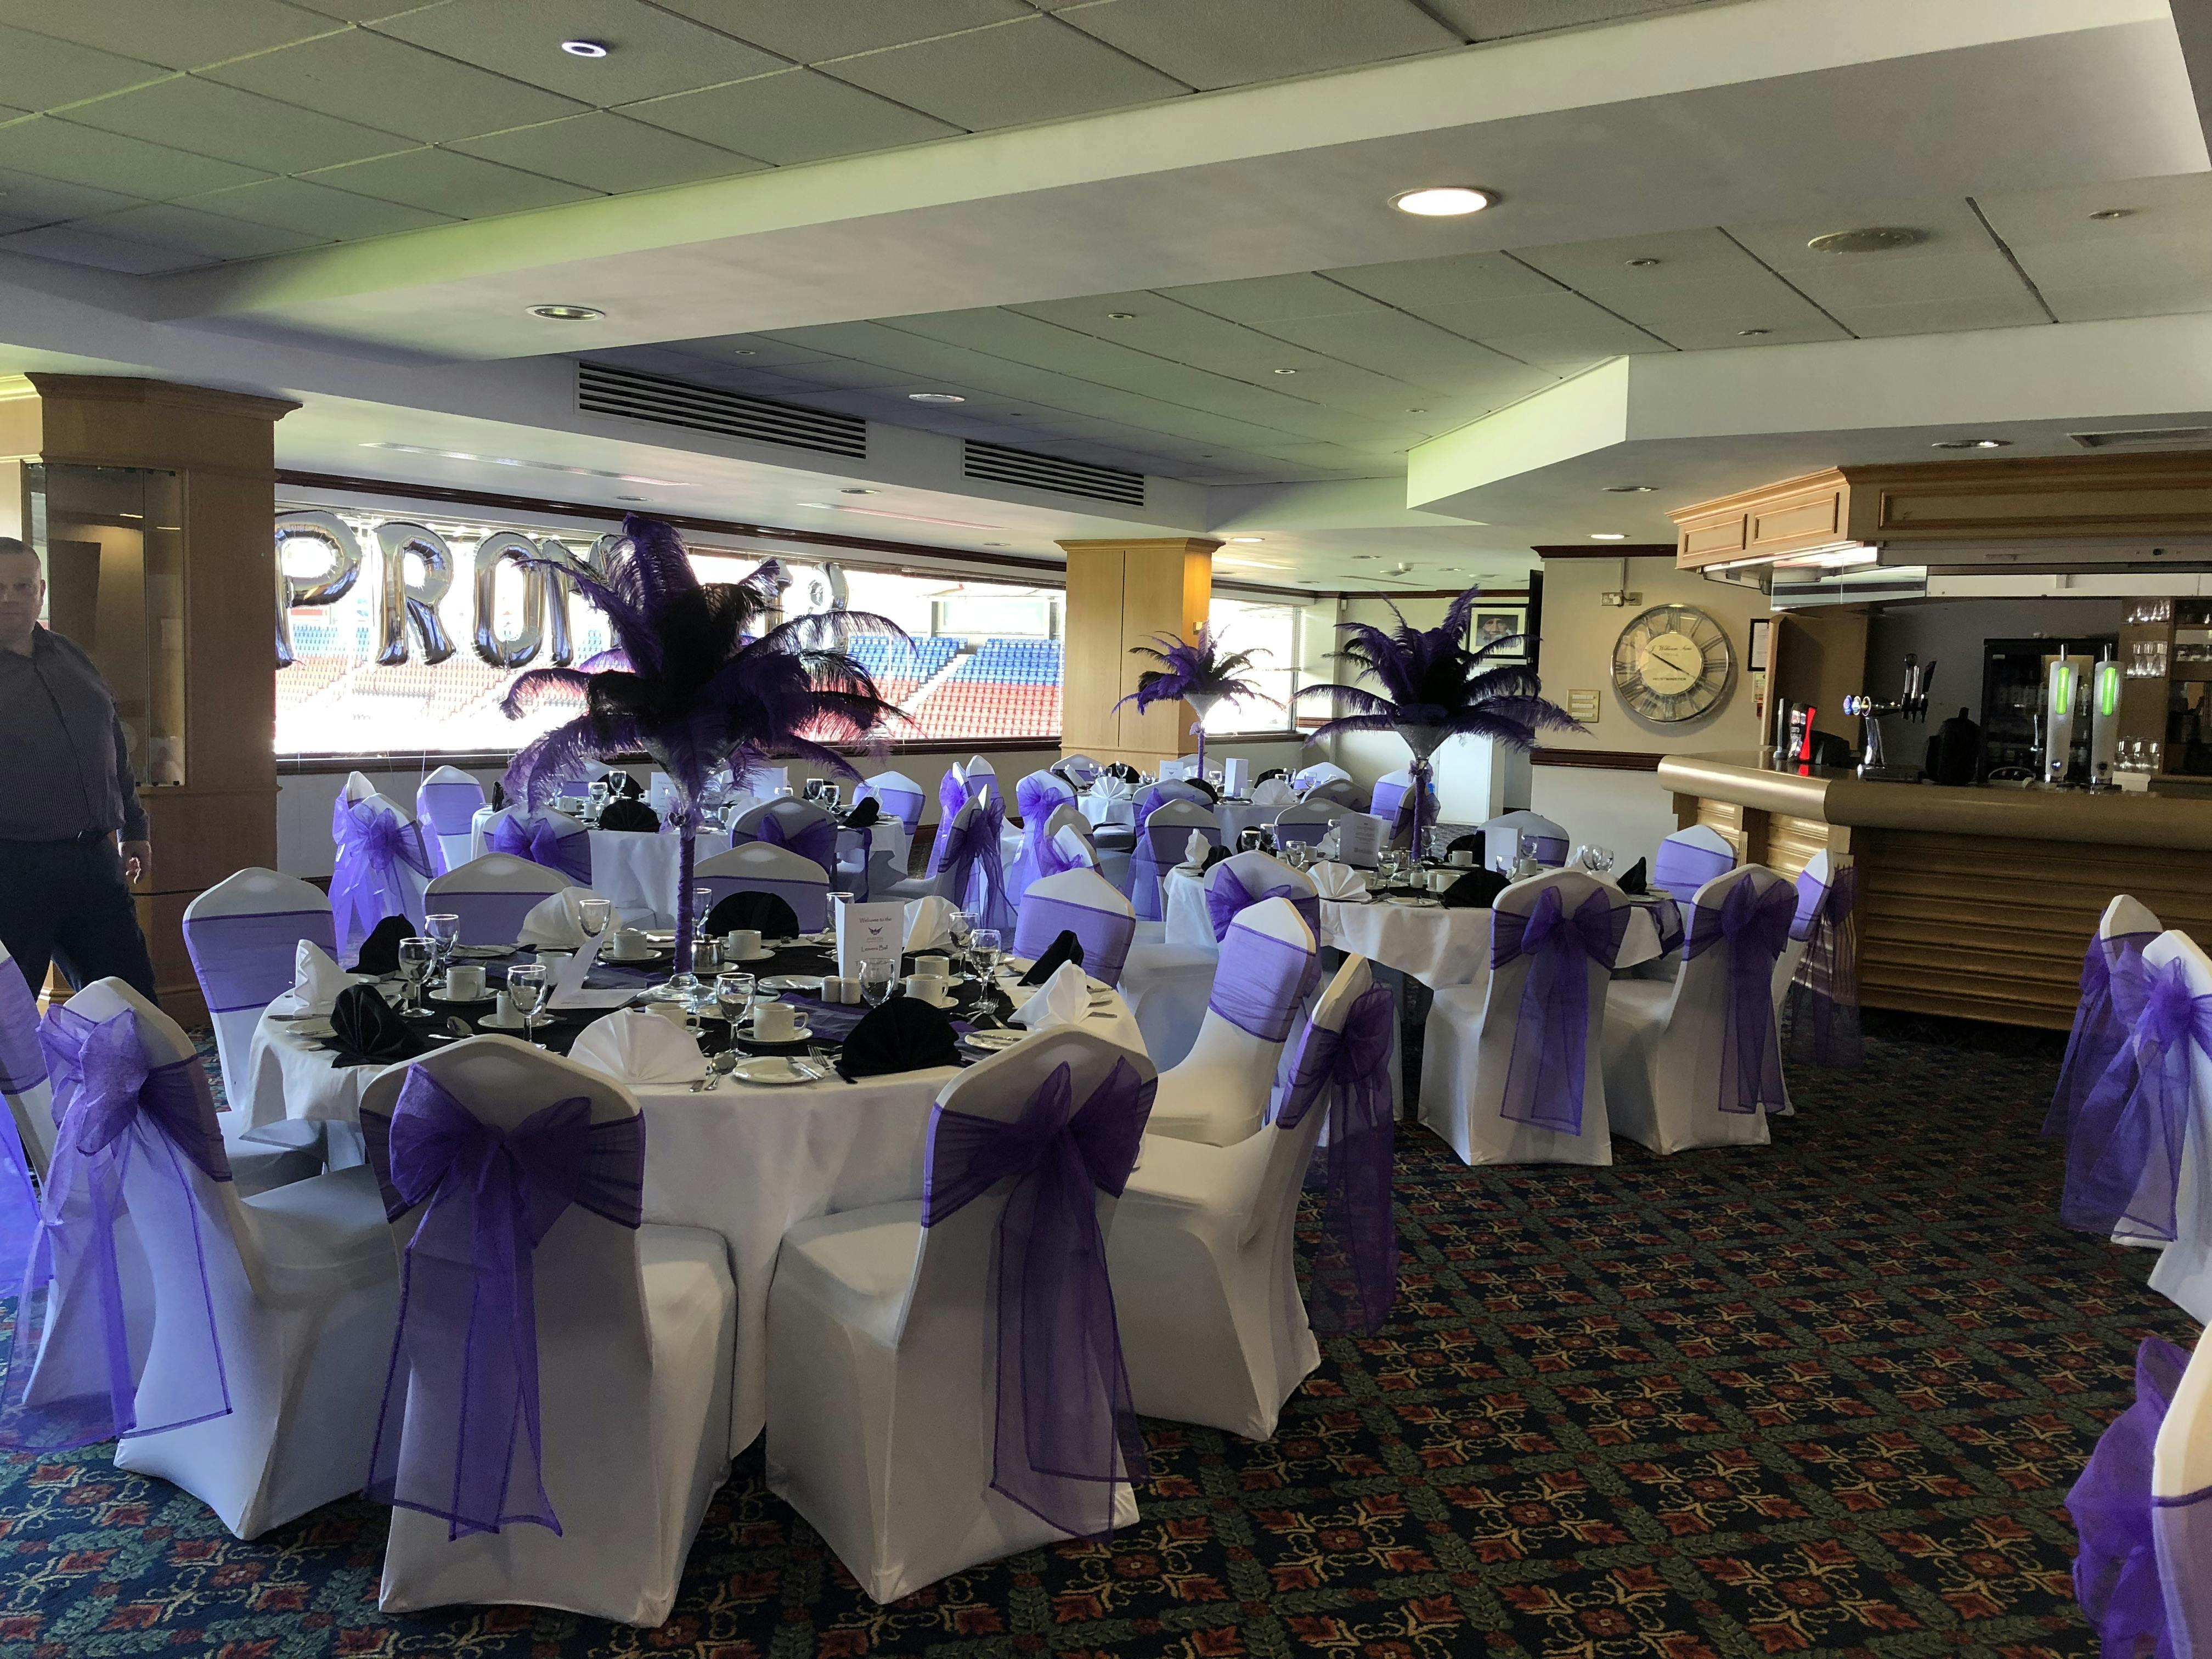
[2069,426,2212,451]
[963,439,1145,506]
[577,362,866,459]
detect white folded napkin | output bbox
[517,887,612,950]
[1317,827,1342,860]
[1309,861,1369,901]
[905,893,957,951]
[1250,777,1296,806]
[1183,829,1211,870]
[1012,961,1091,1032]
[568,1007,706,1085]
[291,939,363,1014]
[1090,777,1134,802]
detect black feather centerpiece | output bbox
[499,514,905,974]
[1292,584,1583,853]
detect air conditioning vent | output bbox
[963,439,1145,506]
[2069,426,2212,451]
[577,362,866,459]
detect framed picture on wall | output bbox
[1470,605,1529,663]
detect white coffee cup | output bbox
[612,927,651,958]
[726,929,763,958]
[444,964,487,1000]
[906,973,950,1005]
[1429,869,1455,894]
[915,954,950,978]
[1449,849,1476,867]
[753,1000,798,1041]
[650,1000,691,1028]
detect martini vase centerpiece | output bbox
[1185,691,1222,778]
[1395,722,1444,859]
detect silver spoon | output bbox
[694,1049,740,1091]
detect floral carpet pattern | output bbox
[0,1014,2187,1658]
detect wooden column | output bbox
[12,375,299,1022]
[1057,537,1217,772]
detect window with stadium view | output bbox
[1200,594,1314,736]
[273,507,1068,756]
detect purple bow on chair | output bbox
[938,798,1014,931]
[487,815,591,885]
[1276,981,1397,1333]
[923,1057,1154,1539]
[1683,879,1796,1115]
[332,802,430,949]
[1783,866,1862,1070]
[2062,958,2212,1243]
[1204,865,1321,944]
[362,1067,646,1539]
[0,1006,234,1452]
[1493,887,1630,1136]
[743,810,838,873]
[2047,929,2158,1142]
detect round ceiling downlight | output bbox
[1389,186,1494,217]
[527,303,604,321]
[1931,438,2011,450]
[1808,226,1922,254]
[560,39,610,57]
[906,392,966,404]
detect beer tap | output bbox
[1842,654,1937,782]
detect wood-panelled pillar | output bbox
[1057,537,1217,772]
[8,375,299,1022]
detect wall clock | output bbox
[1611,603,1735,724]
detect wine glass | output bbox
[586,778,610,825]
[716,972,756,1032]
[424,911,460,991]
[396,936,436,1015]
[859,958,897,1008]
[577,895,612,945]
[970,927,1005,991]
[506,962,549,1048]
[1579,844,1617,876]
[1424,826,1450,866]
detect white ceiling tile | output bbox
[1975,172,2212,252]
[450,112,761,193]
[1051,0,1455,91]
[0,0,343,68]
[1321,251,1559,309]
[301,146,597,215]
[0,117,266,199]
[81,201,327,259]
[620,68,956,165]
[0,166,148,223]
[1724,197,1992,274]
[184,174,456,236]
[2020,230,2212,295]
[664,333,835,369]
[1511,226,1765,292]
[1249,309,1531,392]
[65,76,415,173]
[819,15,1187,131]
[0,23,168,108]
[1409,290,1672,359]
[755,356,919,391]
[1162,272,1389,323]
[373,0,785,104]
[1781,249,2044,317]
[1003,296,1361,385]
[0,222,208,272]
[1832,299,2051,339]
[281,0,436,16]
[2039,275,2212,324]
[654,0,1034,61]
[1644,312,1850,349]
[204,30,587,144]
[1421,0,1697,42]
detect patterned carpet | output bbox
[0,1013,2189,1659]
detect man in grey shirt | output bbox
[0,537,157,999]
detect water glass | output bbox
[586,778,610,824]
[692,886,714,940]
[970,927,1005,988]
[716,972,757,1029]
[859,958,897,1008]
[397,936,436,1014]
[506,963,549,1047]
[424,911,460,986]
[577,896,612,941]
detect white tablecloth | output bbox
[241,983,1144,1450]
[1318,895,1661,991]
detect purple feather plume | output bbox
[1111,627,1280,715]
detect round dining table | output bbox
[241,948,1144,1451]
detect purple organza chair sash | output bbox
[444,890,564,947]
[183,909,340,1014]
[0,959,43,1294]
[1207,928,1314,1043]
[1008,778,1080,904]
[1681,880,1797,1114]
[1014,894,1133,987]
[488,815,592,885]
[1492,888,1632,1135]
[1654,838,1736,905]
[2067,1336,2200,1659]
[2062,958,2212,1242]
[362,1068,645,1540]
[332,802,431,949]
[864,783,927,834]
[1784,866,1862,1069]
[701,875,828,933]
[741,810,838,874]
[0,1006,233,1452]
[417,779,486,874]
[936,799,1014,931]
[0,952,49,1096]
[1274,981,1396,1333]
[921,1056,1153,1539]
[2047,929,2158,1142]
[1204,865,1321,943]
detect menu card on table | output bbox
[836,899,905,980]
[1333,811,1386,870]
[1222,757,1250,796]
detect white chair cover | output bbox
[1480,811,1570,872]
[2152,1322,2212,1655]
[1419,870,1633,1166]
[1653,824,1737,905]
[856,771,929,837]
[415,766,487,878]
[1290,761,1350,791]
[766,1029,1154,1604]
[426,853,574,946]
[2143,933,2212,1323]
[694,841,833,934]
[1013,867,1137,986]
[1130,800,1221,922]
[730,798,842,876]
[1146,899,1317,1147]
[360,1038,735,1624]
[1271,800,1345,847]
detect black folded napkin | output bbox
[836,996,961,1081]
[1254,766,1286,784]
[1615,857,1647,895]
[1019,929,1085,986]
[1187,777,1220,803]
[328,983,425,1068]
[352,913,413,975]
[706,890,799,940]
[844,796,881,827]
[1105,761,1139,782]
[1446,830,1486,860]
[597,798,661,833]
[605,770,644,799]
[1199,844,1231,873]
[1440,867,1510,910]
[490,779,507,811]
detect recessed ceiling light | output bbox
[1931,437,2011,450]
[560,39,609,57]
[1590,532,1628,541]
[1625,257,1662,268]
[1105,311,1136,319]
[616,494,643,502]
[1807,226,1921,254]
[840,487,877,495]
[1737,328,1770,337]
[907,392,966,403]
[527,303,603,321]
[1272,368,1298,375]
[1226,536,1265,543]
[984,541,1008,548]
[1389,185,1495,217]
[1604,484,1656,493]
[1405,407,1426,414]
[2089,208,2132,221]
[730,348,756,357]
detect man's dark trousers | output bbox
[0,833,158,1000]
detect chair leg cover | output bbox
[376,1224,735,1626]
[1119,944,1220,1073]
[1418,982,1615,1168]
[219,1111,326,1195]
[112,1166,402,1539]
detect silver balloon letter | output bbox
[373,521,456,666]
[471,532,547,669]
[273,510,363,668]
[537,534,616,667]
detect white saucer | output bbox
[961,1029,1024,1052]
[759,974,820,993]
[721,946,777,963]
[602,951,661,965]
[907,994,957,1011]
[731,1057,815,1086]
[747,1020,811,1042]
[479,1013,529,1031]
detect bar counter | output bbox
[1656,751,2212,1029]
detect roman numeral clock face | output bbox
[1611,604,1736,724]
